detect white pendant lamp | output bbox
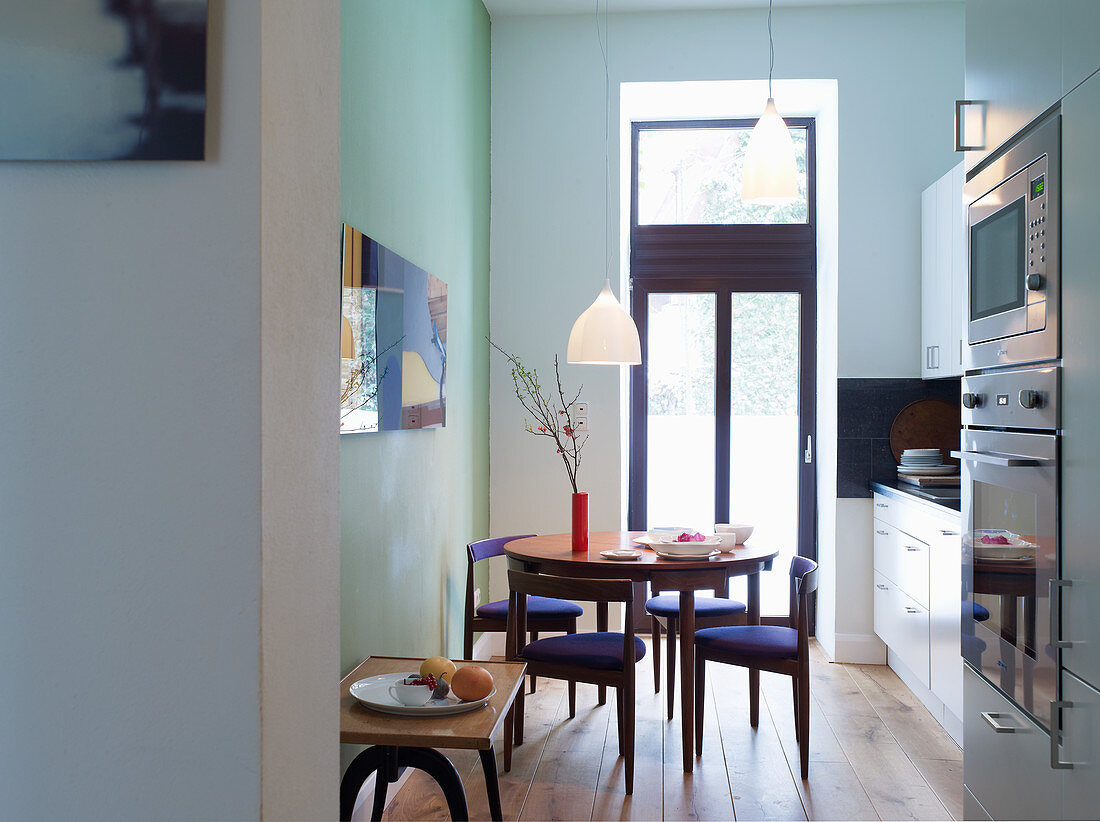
[742,0,798,204]
[566,0,642,366]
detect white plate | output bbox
[903,448,942,455]
[600,548,642,561]
[897,465,958,476]
[635,534,717,549]
[976,551,1035,563]
[349,673,496,717]
[965,530,1035,550]
[654,549,719,561]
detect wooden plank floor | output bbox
[359,640,961,821]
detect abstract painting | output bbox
[341,224,447,434]
[0,0,208,160]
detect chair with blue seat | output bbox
[647,590,747,720]
[505,569,645,793]
[465,536,584,695]
[693,556,819,779]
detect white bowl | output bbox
[714,532,738,552]
[714,523,754,544]
[658,535,721,555]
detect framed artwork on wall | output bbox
[341,224,447,434]
[0,0,208,160]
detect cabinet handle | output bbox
[904,606,920,614]
[905,546,923,552]
[1050,579,1074,649]
[875,503,889,509]
[955,99,986,151]
[959,338,964,366]
[1051,701,1075,769]
[981,711,1018,733]
[876,584,889,590]
[876,529,889,536]
[940,530,959,536]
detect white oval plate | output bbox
[350,673,496,717]
[600,548,642,561]
[897,465,957,476]
[654,549,719,561]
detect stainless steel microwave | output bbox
[965,115,1060,371]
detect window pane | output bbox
[646,293,716,530]
[637,127,809,225]
[726,292,801,614]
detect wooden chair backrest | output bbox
[787,555,819,656]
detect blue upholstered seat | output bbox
[476,595,583,620]
[962,633,987,657]
[694,625,798,660]
[645,594,747,619]
[963,600,991,622]
[521,632,647,670]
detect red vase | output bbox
[571,492,589,552]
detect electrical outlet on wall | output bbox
[574,416,588,432]
[575,402,588,416]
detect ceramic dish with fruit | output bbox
[656,531,723,556]
[350,656,497,717]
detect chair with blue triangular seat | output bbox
[693,556,819,779]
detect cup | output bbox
[389,679,433,707]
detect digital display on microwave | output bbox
[1031,174,1046,199]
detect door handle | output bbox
[1050,579,1074,649]
[955,99,986,151]
[804,435,812,465]
[951,450,1051,467]
[981,711,1018,733]
[1051,701,1075,769]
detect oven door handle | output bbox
[951,449,1053,467]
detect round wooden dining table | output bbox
[505,531,780,773]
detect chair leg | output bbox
[625,675,636,795]
[567,621,576,718]
[616,687,624,756]
[666,616,677,721]
[749,667,760,728]
[463,626,473,663]
[651,616,662,693]
[514,680,525,746]
[792,677,800,745]
[798,663,810,779]
[529,631,538,693]
[694,653,705,756]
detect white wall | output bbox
[0,1,342,816]
[489,2,963,649]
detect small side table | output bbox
[340,656,527,821]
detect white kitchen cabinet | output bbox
[921,162,966,379]
[872,489,962,737]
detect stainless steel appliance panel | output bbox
[959,428,1058,723]
[965,115,1060,371]
[961,365,1060,430]
[1061,671,1100,819]
[964,663,1062,821]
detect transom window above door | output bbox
[635,122,810,226]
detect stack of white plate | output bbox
[898,448,956,475]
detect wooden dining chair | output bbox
[646,590,747,720]
[693,556,819,779]
[465,536,583,693]
[505,569,645,793]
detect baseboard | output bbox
[831,632,887,664]
[472,631,505,660]
[887,649,964,749]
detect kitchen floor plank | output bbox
[839,739,952,822]
[911,758,963,821]
[590,687,665,822]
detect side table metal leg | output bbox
[339,746,391,822]
[397,747,469,821]
[479,746,504,821]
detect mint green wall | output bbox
[340,0,490,675]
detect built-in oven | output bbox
[956,365,1060,727]
[965,115,1060,371]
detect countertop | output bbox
[870,476,961,516]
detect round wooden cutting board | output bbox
[889,397,961,466]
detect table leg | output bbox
[679,587,694,773]
[479,746,503,822]
[597,600,609,705]
[748,570,761,728]
[339,745,469,822]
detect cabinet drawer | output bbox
[873,521,899,585]
[895,587,930,690]
[873,571,898,650]
[872,493,899,529]
[896,533,930,610]
[963,665,1062,821]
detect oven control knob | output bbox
[1019,390,1043,410]
[962,392,983,409]
[1027,273,1045,290]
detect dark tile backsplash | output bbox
[836,377,960,498]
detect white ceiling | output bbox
[482,0,943,18]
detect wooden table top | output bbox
[340,656,527,750]
[505,532,780,580]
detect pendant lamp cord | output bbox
[596,0,611,280]
[767,0,774,99]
